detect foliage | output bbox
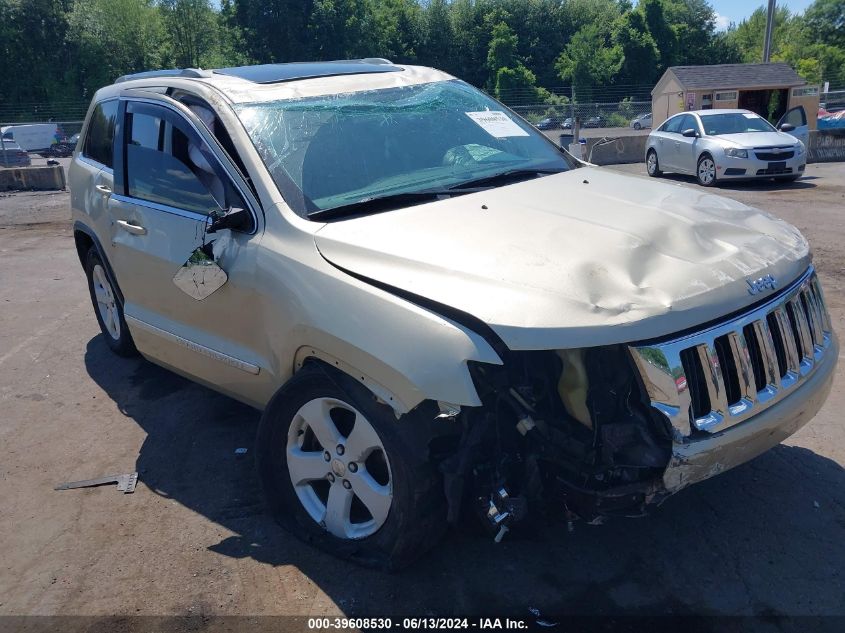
[1,0,843,113]
[556,24,623,101]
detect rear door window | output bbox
[82,100,119,168]
[124,102,246,218]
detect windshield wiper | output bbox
[308,187,480,221]
[447,168,566,190]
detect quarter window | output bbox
[125,103,247,218]
[82,101,119,168]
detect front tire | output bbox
[256,364,446,569]
[84,247,136,357]
[646,149,662,177]
[633,122,641,130]
[696,154,717,187]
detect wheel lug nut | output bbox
[336,445,345,456]
[342,480,352,490]
[327,473,335,483]
[348,462,358,473]
[323,451,331,461]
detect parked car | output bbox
[582,115,606,128]
[534,117,560,130]
[631,113,652,130]
[42,140,75,158]
[0,140,31,167]
[561,117,573,129]
[1,123,64,154]
[646,108,808,186]
[70,62,837,569]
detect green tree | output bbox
[0,0,72,103]
[640,0,677,71]
[419,0,453,71]
[615,10,659,84]
[371,0,422,62]
[159,0,220,68]
[556,24,623,101]
[804,0,845,49]
[307,0,375,60]
[67,0,167,97]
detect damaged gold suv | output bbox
[70,60,838,569]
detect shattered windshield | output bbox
[234,80,575,217]
[700,113,776,136]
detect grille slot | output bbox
[767,312,788,378]
[743,324,766,392]
[631,268,832,435]
[786,302,804,360]
[714,335,741,406]
[681,347,709,419]
[755,150,795,161]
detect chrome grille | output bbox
[630,268,832,437]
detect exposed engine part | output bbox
[478,487,528,542]
[443,346,673,527]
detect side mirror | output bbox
[208,207,252,234]
[682,128,699,138]
[779,123,795,132]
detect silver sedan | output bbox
[645,109,806,186]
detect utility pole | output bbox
[762,0,776,62]
[0,125,7,168]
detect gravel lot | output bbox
[1,163,844,622]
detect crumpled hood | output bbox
[315,167,810,350]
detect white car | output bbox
[645,109,807,186]
[631,113,652,129]
[69,62,836,568]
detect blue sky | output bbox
[709,0,816,30]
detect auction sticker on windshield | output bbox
[465,111,529,138]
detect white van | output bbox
[1,124,63,153]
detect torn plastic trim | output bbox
[445,347,674,530]
[293,346,411,416]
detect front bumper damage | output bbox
[439,268,837,536]
[661,336,836,494]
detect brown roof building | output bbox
[652,62,819,130]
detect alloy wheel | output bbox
[286,397,393,540]
[92,264,120,340]
[647,151,658,175]
[698,157,716,185]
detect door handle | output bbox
[95,184,112,196]
[116,219,147,236]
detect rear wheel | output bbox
[256,364,446,569]
[696,154,717,187]
[646,149,662,177]
[84,247,136,356]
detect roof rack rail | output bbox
[115,68,213,83]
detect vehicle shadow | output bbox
[84,335,845,617]
[658,172,818,191]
